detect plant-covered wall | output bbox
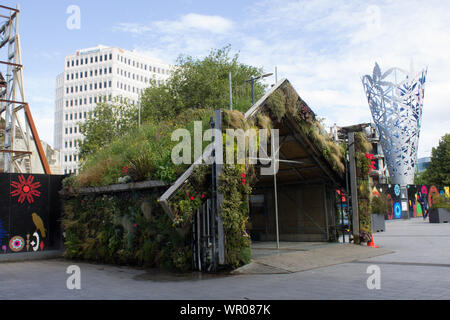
[62,190,192,272]
[354,132,373,242]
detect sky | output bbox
[1,0,449,158]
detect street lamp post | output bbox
[246,73,274,105]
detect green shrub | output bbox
[431,195,450,211]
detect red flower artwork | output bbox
[11,175,41,204]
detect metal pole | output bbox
[275,67,278,84]
[138,101,141,127]
[348,132,360,244]
[229,72,233,110]
[323,185,329,241]
[210,116,217,271]
[340,189,345,243]
[273,137,280,250]
[251,76,255,105]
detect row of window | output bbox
[66,67,112,81]
[67,53,113,68]
[65,126,82,135]
[116,54,170,75]
[117,81,145,95]
[64,140,80,149]
[65,95,138,109]
[116,68,160,84]
[66,81,113,94]
[65,95,110,108]
[64,154,78,163]
[64,168,77,175]
[65,111,91,122]
[67,52,170,75]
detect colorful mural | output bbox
[375,184,449,220]
[0,173,65,255]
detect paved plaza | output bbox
[1,218,449,300]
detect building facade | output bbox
[417,157,431,173]
[54,45,172,174]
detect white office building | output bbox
[54,45,172,174]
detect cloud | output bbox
[154,13,233,34]
[115,13,233,37]
[114,1,449,157]
[114,23,152,35]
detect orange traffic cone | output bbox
[367,238,379,248]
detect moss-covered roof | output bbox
[159,78,346,219]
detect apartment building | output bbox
[54,45,171,174]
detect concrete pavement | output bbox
[0,218,449,300]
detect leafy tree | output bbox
[78,97,138,159]
[419,133,450,185]
[141,46,266,122]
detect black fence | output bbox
[0,173,65,254]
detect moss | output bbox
[256,113,272,132]
[223,109,248,130]
[282,84,298,116]
[265,89,286,122]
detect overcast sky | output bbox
[2,0,449,158]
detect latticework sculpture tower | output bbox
[362,63,427,186]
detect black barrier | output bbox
[0,173,65,254]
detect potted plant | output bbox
[371,193,387,232]
[429,195,450,223]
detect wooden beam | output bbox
[23,103,51,174]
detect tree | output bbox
[78,97,138,159]
[420,133,450,185]
[141,46,266,122]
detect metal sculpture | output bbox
[362,63,427,185]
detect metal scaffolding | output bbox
[0,4,50,174]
